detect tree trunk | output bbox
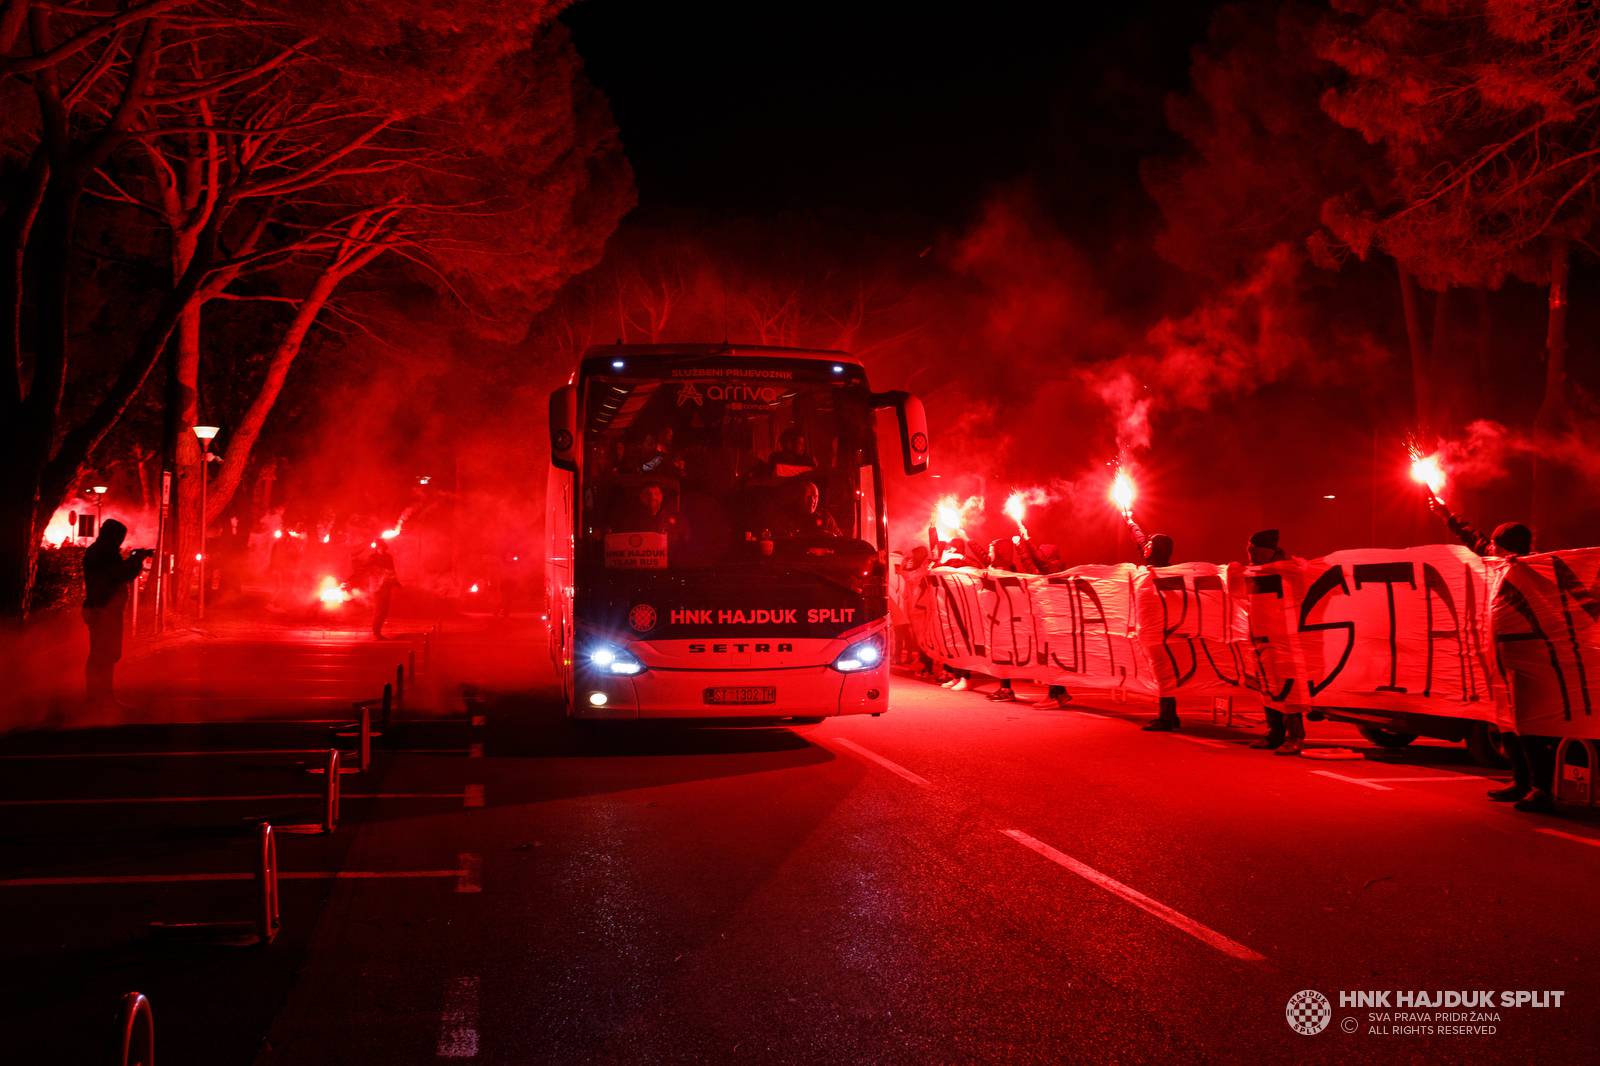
[1429,284,1451,428]
[204,267,350,521]
[0,421,47,621]
[1397,264,1430,428]
[0,177,81,618]
[168,303,203,617]
[1473,288,1492,404]
[1531,237,1571,537]
[1539,237,1570,428]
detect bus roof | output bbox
[580,342,861,367]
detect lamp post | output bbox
[192,425,219,619]
[89,485,107,533]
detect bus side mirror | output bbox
[873,391,929,476]
[549,385,578,472]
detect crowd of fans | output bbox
[890,497,1559,816]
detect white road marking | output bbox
[0,869,467,888]
[456,852,482,893]
[1002,829,1267,964]
[0,749,330,760]
[468,742,484,759]
[470,715,486,728]
[1360,775,1497,783]
[830,738,931,786]
[435,975,481,1059]
[1311,771,1502,791]
[1169,734,1227,748]
[463,784,485,808]
[0,792,464,807]
[1310,770,1393,791]
[1535,828,1600,849]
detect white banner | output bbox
[912,545,1600,739]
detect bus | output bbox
[546,343,929,721]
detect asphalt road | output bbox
[2,616,1597,1064]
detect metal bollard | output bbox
[395,664,405,711]
[256,823,280,946]
[119,992,154,1066]
[380,683,392,733]
[356,703,372,773]
[1555,738,1597,807]
[323,749,341,833]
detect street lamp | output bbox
[192,426,219,619]
[89,485,107,530]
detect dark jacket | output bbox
[83,543,145,610]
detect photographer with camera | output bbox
[82,519,152,702]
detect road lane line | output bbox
[468,742,484,759]
[435,975,481,1059]
[0,792,465,807]
[830,738,931,786]
[463,784,485,808]
[1002,829,1268,964]
[456,852,482,893]
[1310,770,1392,791]
[0,749,331,760]
[0,869,466,888]
[1169,734,1227,748]
[1355,775,1496,783]
[1535,828,1600,848]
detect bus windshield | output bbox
[579,365,880,572]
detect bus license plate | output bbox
[704,686,777,705]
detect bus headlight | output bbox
[831,639,882,673]
[588,643,644,675]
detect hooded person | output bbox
[349,539,400,639]
[1426,498,1556,811]
[1427,494,1534,559]
[81,519,153,701]
[1133,526,1182,732]
[1244,529,1306,755]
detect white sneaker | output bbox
[950,678,969,692]
[940,678,957,688]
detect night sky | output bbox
[564,1,1215,226]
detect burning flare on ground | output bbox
[318,575,350,607]
[1109,468,1137,518]
[1408,442,1447,500]
[932,494,983,541]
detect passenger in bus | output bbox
[762,426,819,477]
[617,481,690,542]
[640,428,684,476]
[774,479,841,538]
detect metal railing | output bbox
[119,992,154,1066]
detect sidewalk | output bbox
[1,597,473,735]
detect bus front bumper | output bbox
[573,663,888,720]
